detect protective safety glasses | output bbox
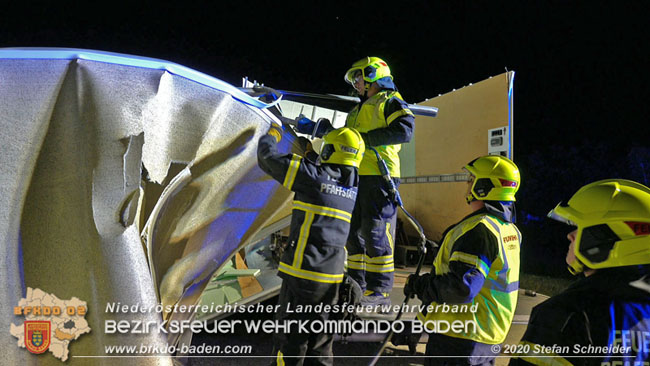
[346,69,363,84]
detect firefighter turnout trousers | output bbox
[346,175,398,294]
[273,276,339,366]
[344,90,413,295]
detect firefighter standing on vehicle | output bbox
[297,57,415,306]
[510,179,650,366]
[257,123,365,366]
[404,155,522,366]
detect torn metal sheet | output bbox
[0,48,294,365]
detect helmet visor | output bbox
[547,201,576,226]
[345,69,363,85]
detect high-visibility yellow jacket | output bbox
[417,208,522,344]
[345,90,414,177]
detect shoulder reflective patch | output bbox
[386,109,414,125]
[450,251,489,278]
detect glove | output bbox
[296,116,316,135]
[267,123,283,142]
[404,274,419,298]
[404,273,431,301]
[295,116,332,138]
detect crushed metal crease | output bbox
[1,55,296,365]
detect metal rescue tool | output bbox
[367,147,430,366]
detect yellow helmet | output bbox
[344,57,393,88]
[320,127,365,168]
[548,179,650,274]
[464,155,520,203]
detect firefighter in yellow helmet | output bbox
[257,124,365,366]
[404,155,522,366]
[510,179,650,366]
[341,56,415,306]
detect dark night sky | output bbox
[2,2,647,152]
[1,1,648,273]
[2,2,648,169]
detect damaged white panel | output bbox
[0,48,293,365]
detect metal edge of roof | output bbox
[0,47,275,110]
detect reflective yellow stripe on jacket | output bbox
[293,201,351,223]
[282,154,302,190]
[417,214,521,344]
[277,200,350,284]
[277,350,285,366]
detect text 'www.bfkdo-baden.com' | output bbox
[103,343,253,356]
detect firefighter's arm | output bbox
[509,302,586,366]
[359,97,415,146]
[408,224,498,304]
[257,134,320,192]
[257,134,301,187]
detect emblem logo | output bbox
[25,321,51,354]
[11,288,91,361]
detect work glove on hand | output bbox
[267,123,283,143]
[296,116,316,135]
[295,116,332,138]
[404,273,432,303]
